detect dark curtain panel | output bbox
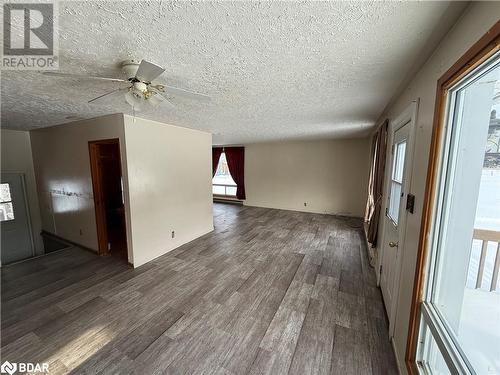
[212,147,223,177]
[224,147,246,200]
[365,136,378,221]
[366,120,388,247]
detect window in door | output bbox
[388,140,407,225]
[417,52,500,374]
[212,152,237,197]
[0,183,15,221]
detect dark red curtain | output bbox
[224,147,246,200]
[365,120,388,247]
[365,136,378,221]
[212,147,223,177]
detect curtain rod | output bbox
[213,145,244,149]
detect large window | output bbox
[212,152,237,197]
[417,52,500,374]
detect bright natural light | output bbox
[419,53,500,375]
[388,140,407,225]
[212,152,237,196]
[0,183,15,221]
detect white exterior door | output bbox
[1,173,34,265]
[380,102,417,336]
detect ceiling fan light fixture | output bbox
[151,84,165,92]
[148,93,162,106]
[125,90,144,111]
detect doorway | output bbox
[89,139,128,261]
[0,173,34,265]
[379,101,418,337]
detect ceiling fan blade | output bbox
[148,91,175,110]
[135,60,165,83]
[42,71,127,82]
[159,99,176,110]
[88,88,127,104]
[161,84,211,102]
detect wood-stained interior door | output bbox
[89,139,128,261]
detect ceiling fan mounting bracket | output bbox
[121,59,141,80]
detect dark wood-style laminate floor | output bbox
[1,203,398,374]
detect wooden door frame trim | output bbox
[405,20,500,374]
[88,138,123,256]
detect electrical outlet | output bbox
[79,229,83,235]
[304,202,307,207]
[171,231,175,238]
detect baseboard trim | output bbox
[242,202,364,220]
[41,231,98,255]
[131,226,214,268]
[391,337,405,375]
[2,232,96,267]
[213,197,243,205]
[362,222,377,268]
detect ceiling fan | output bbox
[42,59,211,111]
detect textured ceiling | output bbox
[2,1,463,144]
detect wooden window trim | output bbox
[405,20,500,375]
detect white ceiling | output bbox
[1,1,466,144]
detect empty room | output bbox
[1,1,499,374]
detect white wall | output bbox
[30,113,212,267]
[1,129,44,255]
[244,139,370,217]
[123,115,213,267]
[373,3,500,372]
[30,114,129,258]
